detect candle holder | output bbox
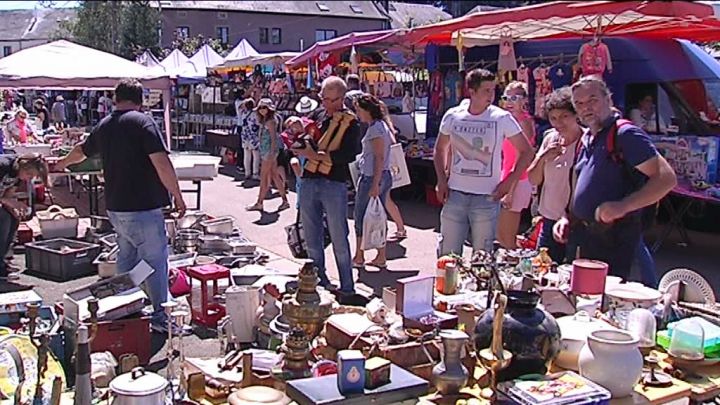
[24,302,50,405]
[161,301,179,380]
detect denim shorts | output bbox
[354,171,392,236]
[439,190,499,256]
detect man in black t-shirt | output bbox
[56,79,187,334]
[291,76,361,294]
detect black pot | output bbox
[474,290,560,381]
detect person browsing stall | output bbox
[292,76,361,294]
[497,81,536,249]
[527,87,585,263]
[352,94,394,269]
[553,77,676,279]
[434,68,533,255]
[54,78,188,334]
[0,155,49,280]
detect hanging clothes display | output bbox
[533,64,551,117]
[548,62,572,89]
[517,63,529,84]
[429,70,444,115]
[444,70,461,108]
[578,38,613,77]
[497,32,518,72]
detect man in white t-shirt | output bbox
[434,68,533,255]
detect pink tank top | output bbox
[580,42,609,76]
[501,112,534,181]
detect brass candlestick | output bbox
[479,293,512,402]
[274,327,312,381]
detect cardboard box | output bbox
[337,350,365,395]
[396,275,457,332]
[62,261,153,324]
[651,135,720,183]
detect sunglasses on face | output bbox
[502,94,525,103]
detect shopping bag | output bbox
[361,197,387,250]
[389,143,410,189]
[285,210,331,259]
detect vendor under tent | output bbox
[177,44,224,84]
[0,40,173,146]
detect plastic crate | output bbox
[25,238,101,281]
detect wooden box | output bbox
[365,357,391,389]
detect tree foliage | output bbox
[54,1,160,59]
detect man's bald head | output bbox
[320,76,347,114]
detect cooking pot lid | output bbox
[110,367,168,396]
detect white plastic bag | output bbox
[361,197,387,250]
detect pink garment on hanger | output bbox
[579,41,612,76]
[517,65,529,84]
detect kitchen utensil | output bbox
[109,367,168,405]
[175,229,202,253]
[194,256,217,266]
[200,217,234,236]
[175,212,207,230]
[165,219,176,242]
[658,268,715,304]
[227,237,257,255]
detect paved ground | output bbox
[6,165,720,375]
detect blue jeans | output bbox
[538,217,566,264]
[299,178,354,293]
[439,190,499,256]
[0,208,18,278]
[636,240,657,287]
[107,209,169,326]
[354,171,392,236]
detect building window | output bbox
[315,29,337,42]
[271,28,282,45]
[176,26,189,38]
[316,2,330,12]
[2,46,11,57]
[218,11,228,19]
[217,26,229,44]
[349,4,363,14]
[259,27,269,44]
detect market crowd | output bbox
[231,69,676,296]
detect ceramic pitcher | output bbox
[578,329,643,398]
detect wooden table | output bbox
[205,129,238,151]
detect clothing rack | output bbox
[437,53,579,70]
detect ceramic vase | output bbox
[432,329,469,395]
[474,290,560,381]
[578,330,643,398]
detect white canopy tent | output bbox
[0,40,173,145]
[177,44,224,83]
[218,38,298,69]
[160,49,190,78]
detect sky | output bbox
[0,1,78,10]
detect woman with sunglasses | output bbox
[246,98,289,212]
[352,94,394,269]
[497,81,536,249]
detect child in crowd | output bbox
[282,116,321,208]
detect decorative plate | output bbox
[659,268,716,304]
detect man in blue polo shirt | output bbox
[553,77,676,278]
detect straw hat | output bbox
[254,98,276,112]
[294,96,319,114]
